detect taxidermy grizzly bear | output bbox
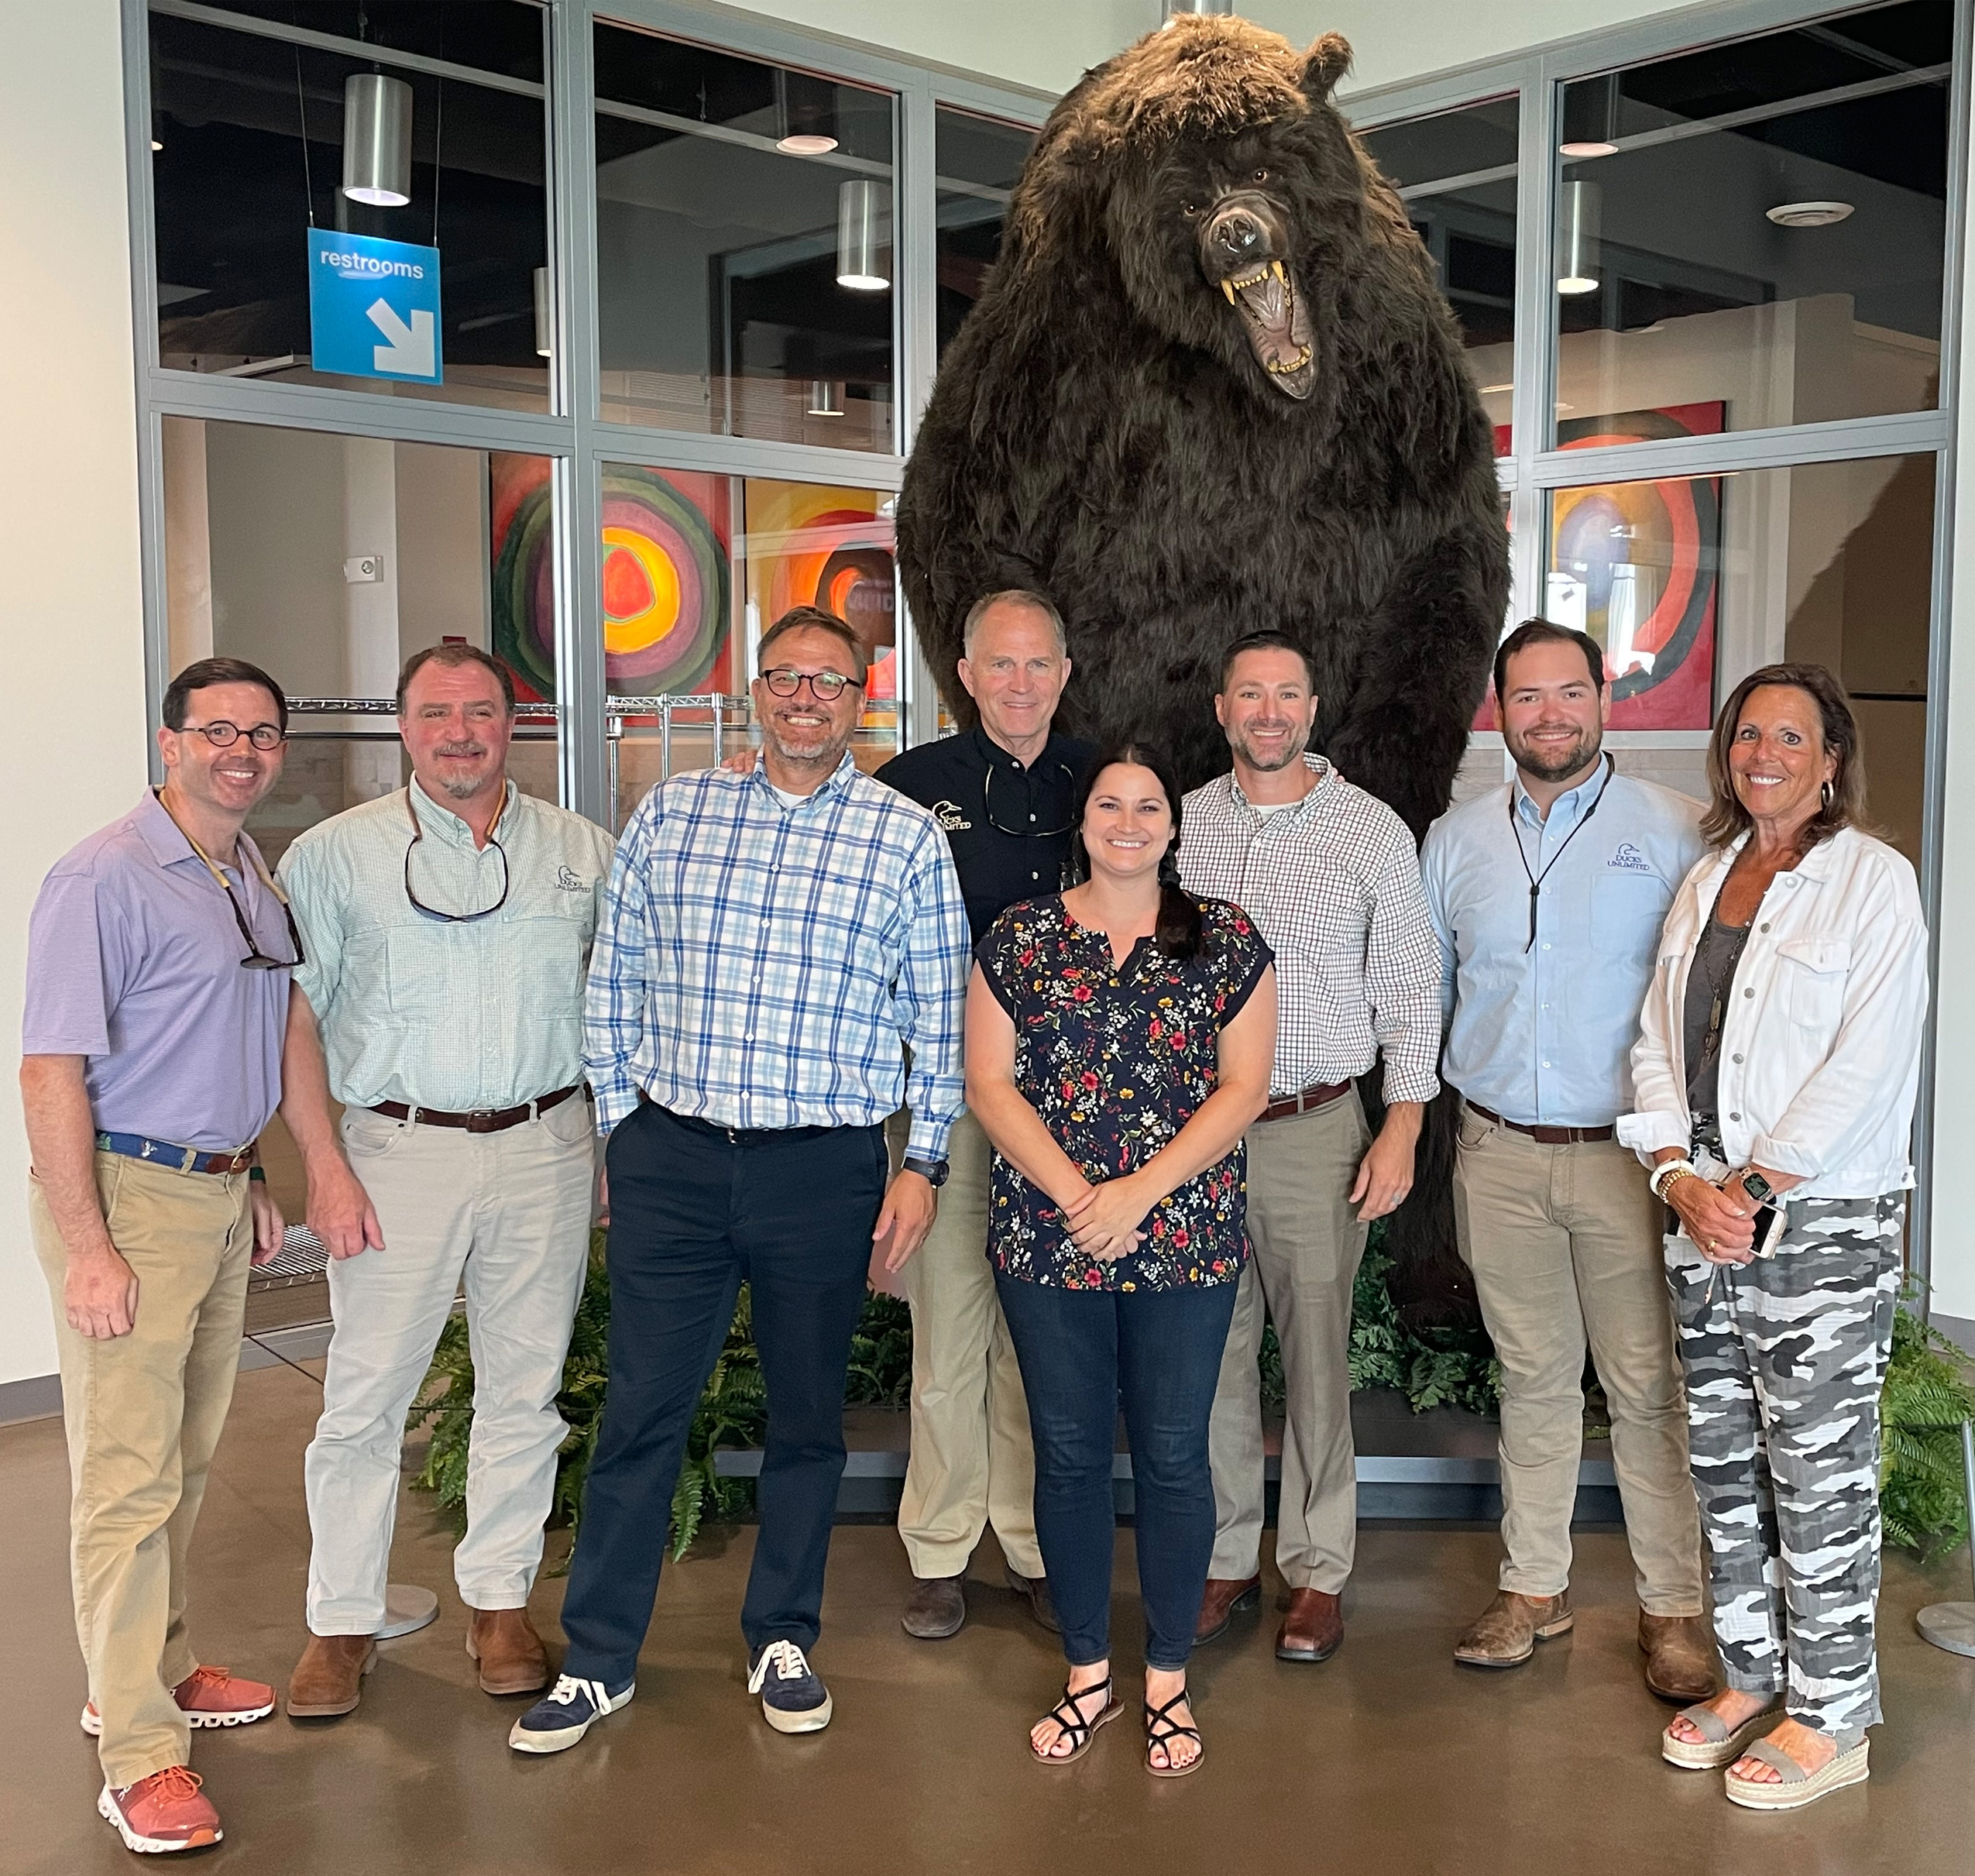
[896,16,1509,1323]
[897,15,1506,838]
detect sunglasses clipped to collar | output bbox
[154,790,304,971]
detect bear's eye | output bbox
[1253,168,1269,184]
[1181,200,1200,218]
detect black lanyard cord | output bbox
[1510,753,1616,953]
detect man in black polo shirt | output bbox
[878,590,1092,1639]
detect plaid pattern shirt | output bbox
[583,754,970,1160]
[1179,756,1441,1105]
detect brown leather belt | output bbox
[369,1084,585,1135]
[1465,1101,1614,1146]
[1258,1081,1354,1125]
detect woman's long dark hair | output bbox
[1064,740,1204,960]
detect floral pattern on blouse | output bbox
[977,893,1273,1291]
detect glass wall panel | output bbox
[1540,454,1936,858]
[159,416,564,867]
[935,107,1036,360]
[602,466,899,826]
[188,2,548,82]
[594,24,895,452]
[1359,96,1519,452]
[149,6,551,411]
[1551,0,1953,445]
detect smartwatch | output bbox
[903,1156,950,1188]
[1739,1169,1776,1207]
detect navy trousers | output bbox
[996,1273,1238,1672]
[558,1102,888,1684]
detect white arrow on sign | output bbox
[367,299,436,377]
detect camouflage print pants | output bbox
[1664,1192,1905,1737]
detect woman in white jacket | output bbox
[1618,662,1928,1813]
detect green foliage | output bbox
[1347,1227,1503,1417]
[1880,1287,1975,1560]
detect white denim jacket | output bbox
[1617,825,1929,1198]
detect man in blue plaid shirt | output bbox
[511,606,970,1754]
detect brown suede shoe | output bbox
[1005,1568,1060,1635]
[1276,1589,1344,1663]
[902,1575,967,1640]
[286,1634,378,1717]
[1194,1575,1262,1646]
[466,1607,551,1696]
[1639,1611,1719,1703]
[1452,1590,1573,1668]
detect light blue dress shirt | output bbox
[1420,763,1705,1127]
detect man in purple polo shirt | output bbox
[22,657,297,1857]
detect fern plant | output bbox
[1880,1286,1975,1559]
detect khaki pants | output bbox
[31,1153,254,1787]
[1452,1104,1702,1613]
[1207,1091,1371,1591]
[895,1109,1042,1580]
[304,1099,595,1633]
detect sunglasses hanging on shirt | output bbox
[403,790,510,923]
[153,789,304,971]
[983,758,1080,840]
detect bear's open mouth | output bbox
[1219,259,1314,397]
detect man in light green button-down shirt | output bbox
[275,644,615,1720]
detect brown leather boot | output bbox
[1276,1589,1343,1663]
[287,1634,378,1717]
[1640,1611,1719,1702]
[466,1607,551,1696]
[1194,1575,1262,1646]
[1452,1590,1573,1668]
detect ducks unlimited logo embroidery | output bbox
[931,800,973,832]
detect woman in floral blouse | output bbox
[966,742,1276,1778]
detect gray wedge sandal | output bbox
[1723,1729,1870,1810]
[1661,1700,1783,1770]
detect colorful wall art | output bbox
[490,455,733,701]
[1479,402,1724,732]
[743,480,897,706]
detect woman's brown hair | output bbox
[1700,661,1869,854]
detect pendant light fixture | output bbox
[532,267,552,359]
[1163,2,1233,18]
[836,179,889,291]
[1556,180,1601,296]
[806,380,846,417]
[774,70,838,157]
[341,72,413,207]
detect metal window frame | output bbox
[1344,0,1972,1296]
[122,0,1049,820]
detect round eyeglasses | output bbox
[761,667,864,700]
[179,720,287,751]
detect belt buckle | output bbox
[467,1107,500,1133]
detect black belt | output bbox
[369,1084,585,1135]
[651,1102,876,1148]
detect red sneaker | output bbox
[82,1665,277,1737]
[97,1766,222,1854]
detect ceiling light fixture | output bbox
[836,179,889,290]
[1766,200,1854,228]
[1559,72,1620,163]
[778,133,838,156]
[341,72,413,208]
[806,380,845,417]
[1556,179,1601,295]
[774,70,839,157]
[533,267,551,359]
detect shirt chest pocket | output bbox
[1774,936,1850,1033]
[502,914,587,1020]
[1589,871,1669,958]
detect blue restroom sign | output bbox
[307,231,443,384]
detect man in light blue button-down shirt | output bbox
[1421,620,1715,1701]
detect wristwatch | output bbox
[1739,1169,1776,1206]
[903,1156,950,1188]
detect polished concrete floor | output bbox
[6,1359,1975,1876]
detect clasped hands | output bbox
[1061,1171,1152,1263]
[1667,1169,1763,1266]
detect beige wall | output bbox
[0,0,1970,1381]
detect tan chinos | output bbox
[30,1154,254,1788]
[1207,1091,1372,1591]
[1451,1104,1702,1613]
[895,1109,1042,1580]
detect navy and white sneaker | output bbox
[508,1672,634,1754]
[747,1640,833,1733]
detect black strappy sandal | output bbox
[1144,1689,1204,1778]
[1031,1675,1122,1765]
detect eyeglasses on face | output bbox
[760,667,864,700]
[179,720,287,751]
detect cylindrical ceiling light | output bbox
[341,72,412,208]
[775,71,839,157]
[806,380,845,417]
[532,267,551,359]
[1556,180,1601,296]
[836,179,889,291]
[1164,2,1233,17]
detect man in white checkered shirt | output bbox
[1180,631,1441,1666]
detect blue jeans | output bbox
[558,1103,888,1685]
[996,1274,1238,1672]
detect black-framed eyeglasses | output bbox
[984,758,1080,840]
[761,667,864,700]
[404,792,510,923]
[178,720,287,751]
